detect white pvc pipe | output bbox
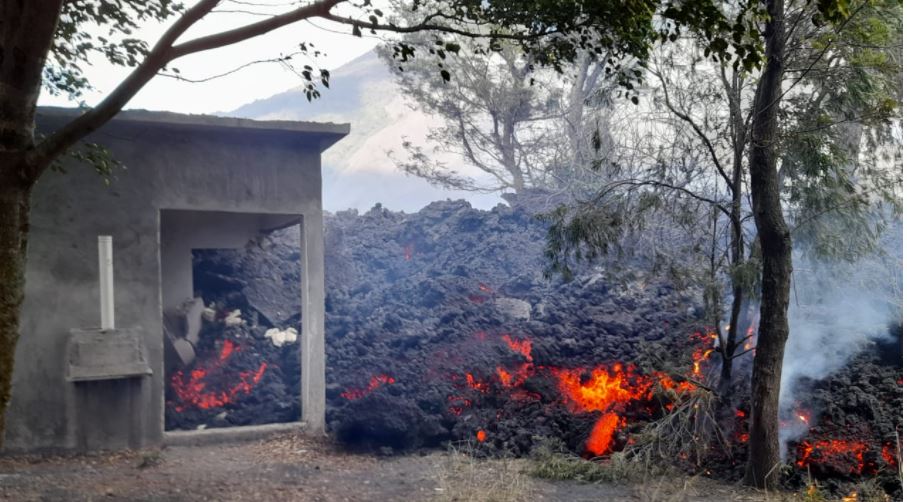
[98,235,115,330]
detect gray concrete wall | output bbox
[3,111,343,452]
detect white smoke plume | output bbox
[777,221,902,455]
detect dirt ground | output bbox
[0,433,787,501]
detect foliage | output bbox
[379,34,566,192]
[781,0,903,261]
[542,0,902,282]
[47,0,183,98]
[385,0,766,90]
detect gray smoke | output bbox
[777,220,902,456]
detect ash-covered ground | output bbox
[171,196,901,495]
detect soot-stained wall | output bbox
[3,108,347,452]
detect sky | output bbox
[39,7,381,115]
[35,3,505,212]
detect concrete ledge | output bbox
[37,106,350,136]
[164,422,306,447]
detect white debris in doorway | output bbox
[202,304,217,323]
[264,327,298,347]
[224,309,244,326]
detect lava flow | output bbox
[341,374,396,400]
[170,339,268,412]
[438,329,715,456]
[553,363,653,456]
[796,439,868,474]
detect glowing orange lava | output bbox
[447,395,471,416]
[502,334,533,361]
[340,374,396,400]
[586,412,626,456]
[464,372,489,392]
[882,443,900,469]
[797,439,868,474]
[553,364,651,455]
[443,328,714,457]
[170,340,268,411]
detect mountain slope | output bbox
[226,50,501,212]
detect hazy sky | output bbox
[39,9,380,115]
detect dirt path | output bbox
[0,433,769,501]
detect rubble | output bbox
[265,327,298,347]
[172,196,900,499]
[494,298,532,320]
[224,310,244,327]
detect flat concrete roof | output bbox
[37,107,350,149]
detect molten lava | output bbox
[586,412,626,456]
[170,340,268,412]
[447,395,471,416]
[687,331,717,380]
[441,328,713,457]
[464,372,489,392]
[341,374,396,400]
[797,439,868,474]
[553,364,653,455]
[881,443,900,469]
[501,334,532,361]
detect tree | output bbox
[741,0,902,486]
[380,30,616,194]
[2,0,763,448]
[381,36,561,193]
[10,1,854,488]
[543,0,899,488]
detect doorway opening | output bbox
[159,209,302,431]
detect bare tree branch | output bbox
[651,67,734,191]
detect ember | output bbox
[881,443,900,469]
[464,372,489,392]
[169,340,268,412]
[796,439,868,474]
[437,328,712,457]
[341,374,396,400]
[501,334,532,361]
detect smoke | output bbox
[777,220,902,456]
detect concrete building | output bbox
[3,108,348,453]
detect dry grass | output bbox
[528,437,654,483]
[432,442,533,502]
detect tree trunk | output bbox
[501,118,525,192]
[743,0,791,490]
[0,179,31,447]
[0,0,61,447]
[720,111,747,393]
